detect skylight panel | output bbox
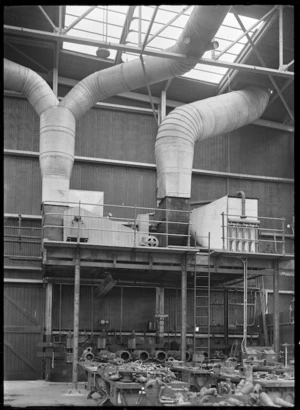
[182,69,223,84]
[62,6,264,86]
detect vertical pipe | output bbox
[159,288,165,339]
[282,218,286,255]
[224,288,228,346]
[120,286,123,342]
[59,6,63,32]
[243,259,247,350]
[91,285,94,337]
[273,260,280,361]
[161,90,166,121]
[193,255,196,353]
[181,260,187,363]
[45,282,53,380]
[134,206,137,246]
[187,219,191,248]
[138,6,142,47]
[222,212,225,250]
[53,44,59,97]
[279,6,284,68]
[72,247,80,390]
[207,232,211,359]
[59,283,62,337]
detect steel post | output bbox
[72,247,80,390]
[45,282,53,380]
[181,260,187,363]
[273,260,280,361]
[224,288,228,346]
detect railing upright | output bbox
[282,218,286,255]
[221,212,225,250]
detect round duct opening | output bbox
[96,48,110,59]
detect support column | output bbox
[72,247,80,390]
[155,287,165,341]
[181,262,187,362]
[224,288,228,346]
[273,259,280,361]
[45,282,53,380]
[160,90,166,122]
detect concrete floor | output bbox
[4,381,98,407]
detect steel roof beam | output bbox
[233,10,294,121]
[215,6,278,61]
[269,79,293,107]
[4,39,49,73]
[279,6,284,68]
[63,6,97,34]
[145,6,192,46]
[217,10,280,94]
[38,6,57,31]
[141,6,159,52]
[114,6,136,65]
[4,25,294,80]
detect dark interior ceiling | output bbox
[3,5,294,125]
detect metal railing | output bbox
[221,212,286,255]
[3,214,43,264]
[41,200,206,250]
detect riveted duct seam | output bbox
[155,86,271,199]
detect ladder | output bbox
[193,235,211,359]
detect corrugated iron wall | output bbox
[76,108,158,163]
[52,285,156,332]
[4,96,294,221]
[4,97,40,151]
[4,155,42,215]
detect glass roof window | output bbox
[63,6,264,85]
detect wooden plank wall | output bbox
[4,284,45,380]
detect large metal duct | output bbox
[4,58,58,115]
[4,6,230,202]
[155,86,271,199]
[4,58,74,203]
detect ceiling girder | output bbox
[63,6,97,34]
[4,39,50,73]
[114,6,136,65]
[215,5,278,62]
[233,10,294,121]
[145,6,192,47]
[217,9,280,94]
[4,24,294,80]
[38,6,57,31]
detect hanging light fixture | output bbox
[96,5,110,58]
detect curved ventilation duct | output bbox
[60,6,230,120]
[4,6,230,203]
[155,86,271,200]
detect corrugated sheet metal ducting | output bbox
[155,86,271,199]
[4,6,230,203]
